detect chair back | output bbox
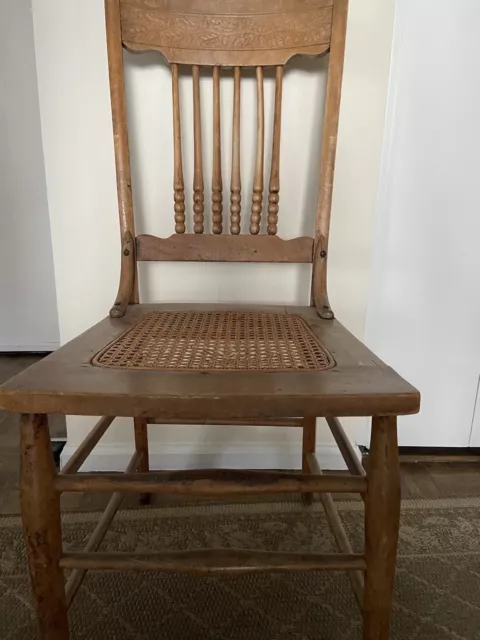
[105,0,349,318]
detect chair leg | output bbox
[134,417,150,505]
[20,414,69,640]
[364,416,401,640]
[301,417,316,506]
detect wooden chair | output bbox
[0,1,420,638]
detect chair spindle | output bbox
[267,66,283,236]
[230,67,241,235]
[192,65,204,234]
[212,66,223,234]
[250,66,264,235]
[171,63,185,234]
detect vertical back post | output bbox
[312,0,349,319]
[105,0,138,314]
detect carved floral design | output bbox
[127,0,333,16]
[122,6,332,51]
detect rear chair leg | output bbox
[301,417,317,506]
[134,418,150,505]
[364,416,401,640]
[20,414,69,640]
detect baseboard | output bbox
[0,342,59,352]
[60,441,359,472]
[396,446,480,463]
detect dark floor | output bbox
[1,354,479,515]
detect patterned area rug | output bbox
[1,498,480,639]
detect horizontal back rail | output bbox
[120,0,334,66]
[136,233,314,262]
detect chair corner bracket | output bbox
[109,304,127,319]
[109,231,135,319]
[312,239,335,320]
[315,292,335,320]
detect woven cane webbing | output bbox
[93,311,335,372]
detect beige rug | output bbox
[1,498,480,639]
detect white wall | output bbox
[0,0,59,351]
[32,0,396,470]
[364,0,480,448]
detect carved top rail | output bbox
[120,0,334,66]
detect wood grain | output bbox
[136,233,314,262]
[20,414,69,639]
[267,66,283,235]
[121,0,334,15]
[364,416,401,639]
[54,469,367,496]
[120,0,333,66]
[110,231,135,318]
[192,64,204,234]
[106,0,139,305]
[60,549,365,574]
[230,66,242,234]
[172,63,185,233]
[250,66,265,235]
[312,0,349,318]
[212,66,223,233]
[125,40,331,67]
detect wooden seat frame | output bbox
[0,1,420,639]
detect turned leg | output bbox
[364,416,401,640]
[301,417,317,506]
[20,414,69,640]
[134,417,150,505]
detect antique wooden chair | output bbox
[0,0,420,638]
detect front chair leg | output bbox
[364,416,401,640]
[134,418,151,505]
[20,414,69,640]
